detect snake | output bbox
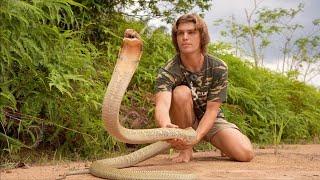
[59,32,197,180]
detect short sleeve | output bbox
[155,68,175,93]
[207,64,228,102]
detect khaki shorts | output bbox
[192,117,239,142]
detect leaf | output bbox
[0,132,31,149]
[312,18,320,26]
[0,91,17,109]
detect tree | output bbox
[291,19,320,82]
[215,15,245,57]
[215,1,304,67]
[69,0,212,45]
[74,0,211,22]
[257,3,304,73]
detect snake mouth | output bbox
[122,38,143,54]
[127,34,136,39]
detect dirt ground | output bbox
[1,144,319,180]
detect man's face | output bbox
[176,22,201,55]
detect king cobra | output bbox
[60,30,197,180]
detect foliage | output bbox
[73,0,211,24]
[208,46,320,144]
[0,0,123,160]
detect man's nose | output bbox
[183,33,189,40]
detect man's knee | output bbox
[235,146,254,162]
[172,85,192,105]
[211,128,254,162]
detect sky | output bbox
[203,0,320,87]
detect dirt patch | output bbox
[1,144,320,180]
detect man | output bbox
[155,13,254,163]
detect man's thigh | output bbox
[169,85,195,128]
[204,118,239,141]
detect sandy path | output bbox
[1,144,320,180]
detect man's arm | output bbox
[195,101,221,142]
[172,101,221,149]
[177,101,221,148]
[155,91,178,128]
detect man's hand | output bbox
[168,136,200,150]
[161,123,200,150]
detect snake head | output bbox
[124,29,141,39]
[123,29,143,50]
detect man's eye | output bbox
[177,32,184,35]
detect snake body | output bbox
[83,37,197,179]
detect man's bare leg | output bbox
[211,128,254,162]
[169,85,195,163]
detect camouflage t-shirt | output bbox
[155,54,228,120]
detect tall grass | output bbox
[211,51,320,145]
[0,0,122,160]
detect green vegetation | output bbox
[214,52,320,145]
[0,0,319,164]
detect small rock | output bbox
[5,170,12,173]
[15,162,30,169]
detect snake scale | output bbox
[61,33,197,180]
